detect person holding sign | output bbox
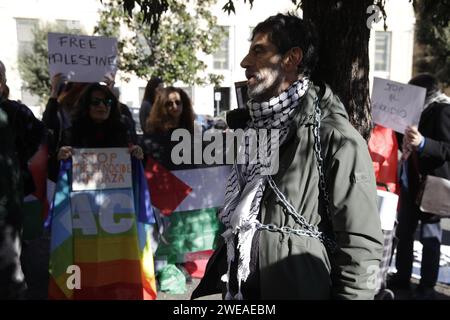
[44,74,89,181]
[50,83,155,300]
[389,74,450,299]
[57,83,143,161]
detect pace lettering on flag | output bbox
[47,148,156,300]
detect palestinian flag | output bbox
[143,132,231,278]
[47,154,157,300]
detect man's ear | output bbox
[282,47,303,72]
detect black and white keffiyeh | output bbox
[424,90,450,109]
[218,78,310,300]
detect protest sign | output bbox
[48,32,118,83]
[371,77,426,134]
[72,148,131,191]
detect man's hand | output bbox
[50,73,65,99]
[405,125,424,149]
[57,146,73,160]
[401,125,424,160]
[103,72,116,90]
[129,145,144,160]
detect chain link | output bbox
[312,97,333,223]
[312,96,337,251]
[255,222,336,250]
[264,175,336,250]
[256,96,337,252]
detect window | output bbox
[249,26,254,40]
[139,87,146,104]
[16,18,39,56]
[179,87,193,101]
[213,26,230,70]
[213,87,230,116]
[16,18,40,106]
[374,31,391,72]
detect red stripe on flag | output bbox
[145,157,192,216]
[183,249,214,279]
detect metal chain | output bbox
[255,96,337,252]
[267,176,319,234]
[312,96,337,251]
[312,97,333,223]
[264,175,336,250]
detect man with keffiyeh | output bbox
[193,13,383,300]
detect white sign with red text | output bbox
[72,148,131,191]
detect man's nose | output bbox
[240,53,251,69]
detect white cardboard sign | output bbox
[72,148,132,191]
[371,77,426,133]
[48,32,118,83]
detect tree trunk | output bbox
[303,0,373,141]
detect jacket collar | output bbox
[292,81,348,128]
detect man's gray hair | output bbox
[0,60,6,84]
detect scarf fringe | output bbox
[219,78,310,300]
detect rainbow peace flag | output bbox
[47,155,157,300]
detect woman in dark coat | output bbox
[57,83,143,161]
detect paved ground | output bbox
[157,278,220,300]
[157,278,450,301]
[20,221,450,300]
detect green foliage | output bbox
[413,0,450,87]
[95,0,225,86]
[18,23,85,103]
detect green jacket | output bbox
[193,83,383,300]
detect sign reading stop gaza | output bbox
[72,148,132,191]
[371,77,426,134]
[47,32,118,83]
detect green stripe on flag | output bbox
[155,208,223,264]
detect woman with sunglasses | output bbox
[145,86,195,135]
[57,83,143,160]
[141,86,195,165]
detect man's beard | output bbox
[247,65,284,102]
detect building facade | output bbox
[0,0,415,127]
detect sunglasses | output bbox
[91,98,113,107]
[165,100,182,108]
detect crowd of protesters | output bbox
[0,13,449,301]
